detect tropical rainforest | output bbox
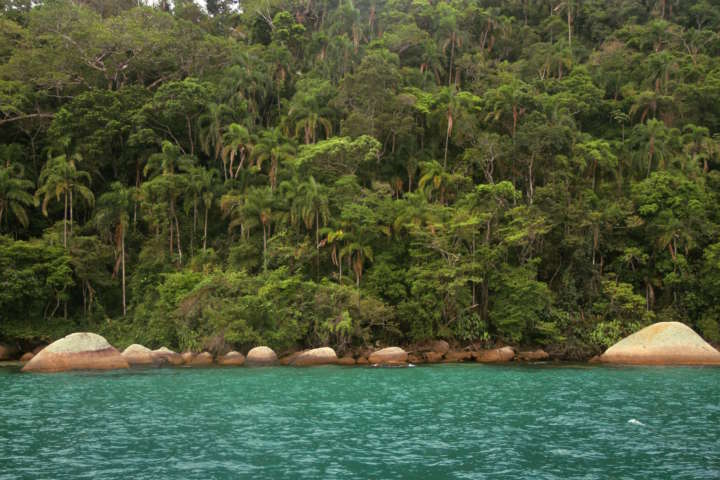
[1,0,720,357]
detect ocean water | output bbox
[0,363,718,479]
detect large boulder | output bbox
[181,352,196,364]
[122,344,155,365]
[217,351,246,366]
[475,346,515,363]
[598,321,720,365]
[246,346,277,365]
[368,347,408,365]
[292,347,338,366]
[152,347,184,366]
[189,352,213,366]
[22,332,129,373]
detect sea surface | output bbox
[1,363,718,479]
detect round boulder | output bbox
[337,356,356,366]
[181,352,196,364]
[152,347,184,366]
[475,346,515,363]
[368,347,408,365]
[292,347,338,366]
[189,352,213,366]
[22,332,129,373]
[20,352,34,362]
[122,344,155,365]
[246,346,277,365]
[518,349,550,361]
[418,340,450,355]
[598,321,720,365]
[217,351,246,366]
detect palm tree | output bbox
[198,102,234,178]
[296,176,329,277]
[94,183,133,316]
[243,186,275,271]
[483,76,531,139]
[221,123,254,179]
[184,166,216,255]
[0,163,34,231]
[35,153,94,248]
[340,239,373,288]
[252,128,296,190]
[286,79,334,145]
[630,119,676,176]
[143,141,194,260]
[418,160,464,205]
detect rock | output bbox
[337,356,356,366]
[356,356,369,365]
[189,352,213,366]
[152,347,184,365]
[292,347,338,366]
[0,343,18,360]
[279,352,302,366]
[22,332,129,373]
[475,346,515,363]
[368,347,408,365]
[246,346,278,365]
[408,353,424,364]
[418,340,450,355]
[518,349,549,361]
[122,344,155,365]
[598,321,720,365]
[423,351,444,363]
[20,352,34,362]
[181,352,196,364]
[444,350,473,362]
[217,351,245,366]
[32,345,47,355]
[588,355,601,364]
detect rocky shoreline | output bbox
[5,322,720,373]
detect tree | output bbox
[252,127,295,190]
[0,162,34,230]
[94,182,133,316]
[243,186,275,271]
[35,153,94,248]
[221,123,254,180]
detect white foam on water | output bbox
[628,419,645,426]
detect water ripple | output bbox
[0,364,718,479]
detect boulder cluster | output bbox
[15,321,717,373]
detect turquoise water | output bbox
[1,364,719,479]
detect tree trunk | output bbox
[121,224,126,317]
[69,188,73,241]
[63,191,68,248]
[315,210,320,281]
[263,223,268,272]
[192,198,198,256]
[174,211,182,263]
[203,205,209,252]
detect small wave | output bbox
[627,419,644,426]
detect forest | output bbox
[1,0,720,358]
